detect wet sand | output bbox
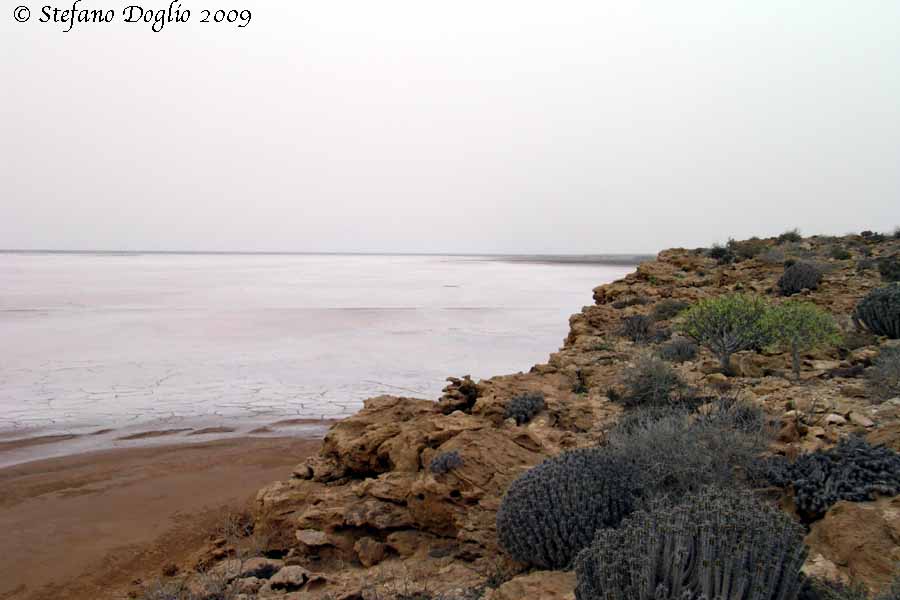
[0,436,321,600]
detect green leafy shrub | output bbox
[616,354,687,407]
[430,450,464,475]
[829,246,852,260]
[708,243,735,264]
[657,337,697,363]
[650,298,690,321]
[504,392,545,425]
[608,400,771,501]
[574,487,808,600]
[496,448,640,569]
[752,436,900,521]
[678,293,772,374]
[778,228,803,243]
[767,301,841,380]
[867,346,900,401]
[778,261,823,295]
[853,284,900,338]
[878,255,900,282]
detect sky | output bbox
[2,2,899,254]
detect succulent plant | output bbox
[504,392,545,425]
[574,487,808,600]
[429,450,464,475]
[496,447,640,569]
[853,284,900,339]
[616,354,687,407]
[778,262,823,296]
[751,436,900,521]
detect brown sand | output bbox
[0,436,320,600]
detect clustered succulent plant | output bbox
[752,436,900,521]
[574,487,808,600]
[429,450,464,475]
[495,448,640,569]
[853,284,900,339]
[504,392,545,425]
[778,261,823,296]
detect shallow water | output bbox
[0,252,633,454]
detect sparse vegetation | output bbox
[574,487,807,600]
[867,346,900,401]
[619,314,655,343]
[829,246,852,260]
[504,392,545,425]
[430,450,464,475]
[657,337,697,363]
[778,261,823,295]
[728,236,768,260]
[767,301,841,380]
[650,298,690,321]
[708,243,736,265]
[778,228,803,243]
[615,354,687,407]
[878,255,900,282]
[853,284,900,338]
[678,293,772,374]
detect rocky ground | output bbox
[139,232,900,600]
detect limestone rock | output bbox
[484,571,576,600]
[354,536,387,567]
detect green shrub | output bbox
[829,246,852,260]
[657,337,697,363]
[678,293,772,374]
[616,354,687,407]
[853,284,900,338]
[650,298,690,321]
[878,255,900,282]
[867,346,900,401]
[496,448,640,569]
[767,301,841,380]
[574,487,808,600]
[778,228,803,243]
[708,243,735,265]
[778,261,823,295]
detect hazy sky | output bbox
[2,2,899,253]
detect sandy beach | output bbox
[0,435,321,600]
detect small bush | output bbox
[778,228,803,243]
[619,314,655,343]
[610,296,650,309]
[857,258,876,273]
[496,448,640,569]
[878,255,900,282]
[678,293,772,373]
[708,243,735,264]
[767,301,840,380]
[608,400,771,501]
[862,230,887,243]
[867,346,900,401]
[778,261,823,295]
[657,337,697,363]
[616,354,686,408]
[829,246,852,260]
[853,284,900,338]
[728,236,768,260]
[504,392,545,425]
[650,298,690,321]
[753,436,900,521]
[429,450,464,475]
[760,247,787,264]
[574,487,808,600]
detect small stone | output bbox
[295,529,330,547]
[777,422,800,443]
[267,565,310,591]
[808,426,826,438]
[847,412,874,428]
[354,536,387,568]
[825,414,847,426]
